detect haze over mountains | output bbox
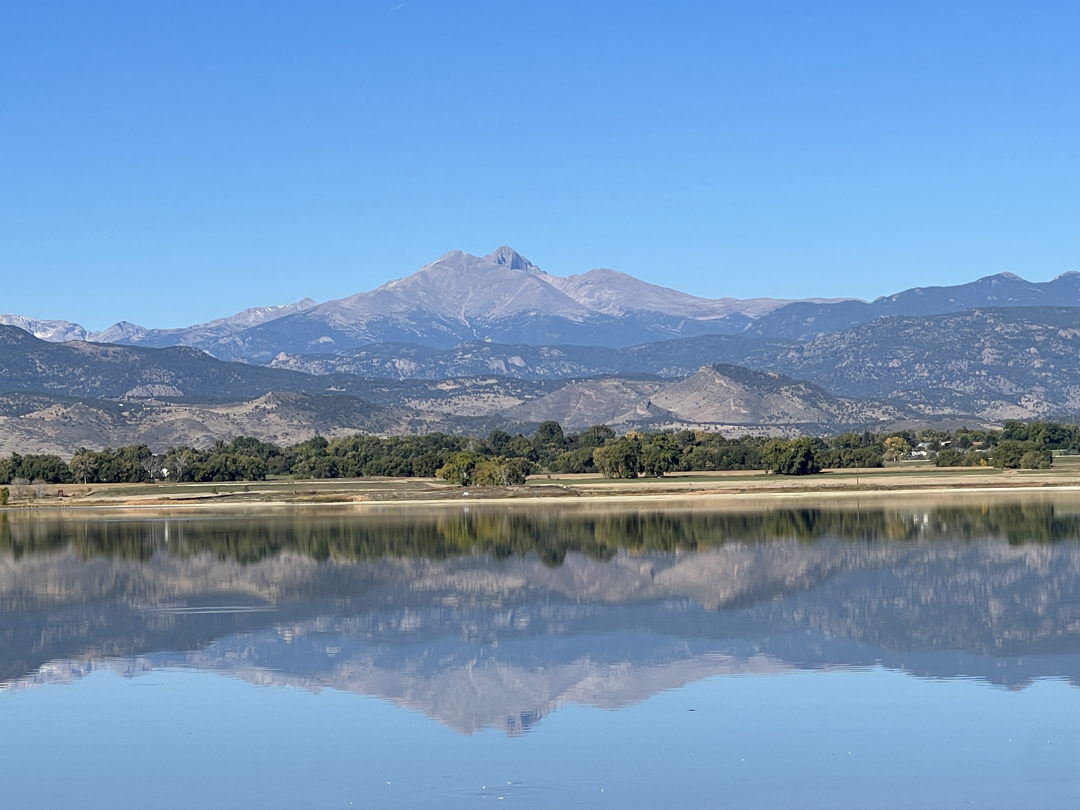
[2,246,1080,452]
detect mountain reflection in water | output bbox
[3,500,1080,735]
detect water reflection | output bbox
[7,501,1080,563]
[4,500,1080,735]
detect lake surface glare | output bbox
[2,498,1080,809]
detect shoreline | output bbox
[5,467,1080,516]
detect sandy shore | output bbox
[5,465,1080,514]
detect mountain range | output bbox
[0,299,319,349]
[2,246,1080,452]
[272,307,1080,422]
[0,323,917,452]
[10,247,1080,363]
[7,247,799,359]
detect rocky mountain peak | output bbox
[486,246,541,273]
[94,321,148,343]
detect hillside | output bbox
[503,378,669,428]
[0,391,508,456]
[772,307,1080,420]
[269,335,795,380]
[0,325,553,409]
[5,304,1080,453]
[0,322,923,451]
[500,365,909,432]
[274,307,1080,421]
[646,365,905,429]
[0,324,374,399]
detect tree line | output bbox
[0,419,1075,489]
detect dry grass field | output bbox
[5,462,1080,511]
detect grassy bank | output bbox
[4,464,1080,511]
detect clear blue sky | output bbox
[2,1,1078,329]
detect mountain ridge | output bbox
[208,247,793,360]
[270,306,1080,422]
[0,299,319,347]
[0,323,935,454]
[4,247,1078,363]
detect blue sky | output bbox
[2,1,1078,329]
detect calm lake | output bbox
[3,496,1080,809]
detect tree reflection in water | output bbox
[3,499,1080,735]
[3,501,1079,564]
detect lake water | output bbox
[3,497,1080,809]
